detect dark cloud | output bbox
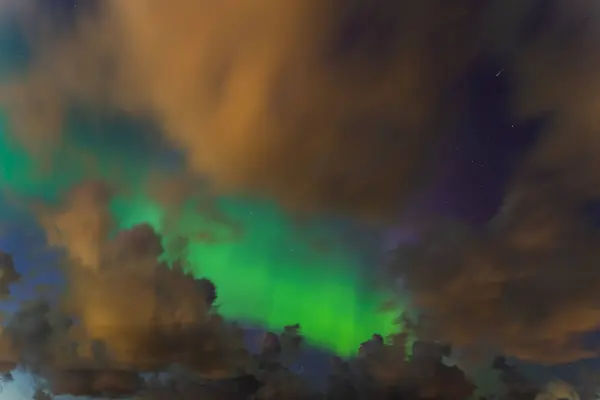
[37,180,113,270]
[59,221,249,377]
[47,368,142,397]
[390,178,600,363]
[383,0,600,365]
[0,299,77,379]
[0,252,20,299]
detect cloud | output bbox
[0,180,250,396]
[37,180,113,271]
[46,368,142,398]
[59,220,248,378]
[0,252,20,299]
[384,0,600,364]
[6,0,600,371]
[391,178,600,363]
[2,0,489,220]
[507,0,600,195]
[2,299,73,374]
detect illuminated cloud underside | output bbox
[0,113,400,356]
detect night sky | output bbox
[0,0,599,399]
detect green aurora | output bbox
[0,110,401,356]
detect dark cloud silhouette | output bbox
[0,252,20,299]
[47,368,142,397]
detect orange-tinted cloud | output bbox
[391,179,600,363]
[3,0,487,220]
[8,0,600,369]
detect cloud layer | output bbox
[386,0,600,364]
[3,0,488,220]
[2,0,600,384]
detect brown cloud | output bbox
[507,1,600,196]
[391,177,600,363]
[2,0,489,220]
[384,0,600,364]
[37,180,113,271]
[0,252,21,299]
[1,180,249,396]
[6,0,600,369]
[47,368,142,397]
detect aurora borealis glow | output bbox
[0,111,401,356]
[116,196,400,355]
[4,3,600,398]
